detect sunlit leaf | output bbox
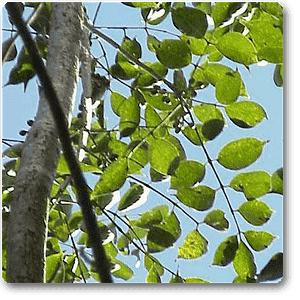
[91,158,128,197]
[229,171,271,200]
[184,277,211,283]
[176,185,215,211]
[156,39,192,69]
[149,137,180,175]
[212,235,238,266]
[144,254,164,276]
[217,137,267,170]
[216,32,258,66]
[238,200,273,226]
[244,230,276,251]
[145,104,167,137]
[178,229,208,259]
[111,259,134,280]
[146,266,161,283]
[180,34,207,56]
[233,241,256,278]
[117,36,142,63]
[204,209,229,231]
[271,167,283,194]
[215,71,241,104]
[170,160,205,190]
[225,101,267,128]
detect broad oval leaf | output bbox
[141,3,171,25]
[271,167,283,194]
[171,6,208,38]
[147,211,181,253]
[204,209,229,231]
[212,235,238,266]
[178,229,208,259]
[215,71,242,104]
[91,158,128,197]
[238,200,273,226]
[217,137,267,170]
[156,39,192,69]
[257,252,283,282]
[245,20,283,63]
[111,259,134,281]
[202,62,232,86]
[118,183,146,211]
[216,32,258,66]
[193,104,225,140]
[119,96,140,137]
[149,137,180,175]
[233,241,256,278]
[180,34,207,56]
[146,266,161,283]
[176,185,215,211]
[170,160,205,190]
[144,254,164,276]
[225,101,267,128]
[117,36,142,63]
[147,34,161,52]
[244,230,276,252]
[111,91,126,116]
[145,104,167,137]
[274,64,283,87]
[229,171,271,200]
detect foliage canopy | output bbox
[2,2,283,283]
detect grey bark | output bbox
[7,3,84,283]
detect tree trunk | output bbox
[7,2,84,283]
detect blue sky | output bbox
[2,2,283,284]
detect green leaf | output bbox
[233,275,257,283]
[156,39,192,69]
[204,209,229,231]
[111,259,134,280]
[147,211,181,253]
[123,2,159,9]
[169,275,184,283]
[176,185,215,211]
[118,183,145,211]
[117,36,141,63]
[274,64,283,87]
[182,124,206,145]
[134,205,169,229]
[244,230,276,252]
[217,137,267,170]
[119,95,140,137]
[147,34,161,52]
[257,252,283,282]
[229,171,271,200]
[133,61,167,88]
[225,101,267,128]
[45,253,63,283]
[238,200,273,226]
[211,2,244,27]
[111,91,126,116]
[2,38,17,63]
[170,160,205,190]
[233,241,256,278]
[212,235,238,266]
[184,277,211,283]
[202,62,232,86]
[109,62,139,80]
[145,104,167,137]
[171,6,208,38]
[215,71,242,104]
[180,34,207,56]
[271,167,283,194]
[146,266,161,283]
[244,20,283,63]
[193,104,225,140]
[216,32,258,66]
[173,69,187,94]
[127,140,149,174]
[91,158,128,197]
[141,3,171,25]
[144,254,164,276]
[143,91,179,111]
[149,137,180,175]
[178,229,208,259]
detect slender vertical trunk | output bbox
[7,3,84,283]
